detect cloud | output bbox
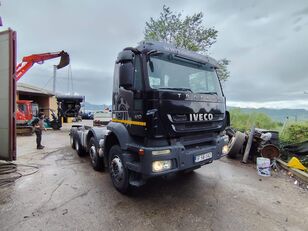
[2,0,308,109]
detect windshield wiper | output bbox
[158,87,193,92]
[196,91,217,95]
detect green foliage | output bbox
[144,5,230,82]
[217,58,231,82]
[230,108,280,132]
[230,108,308,146]
[280,121,308,144]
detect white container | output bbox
[257,157,271,177]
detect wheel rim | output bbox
[89,145,97,164]
[110,155,124,184]
[70,136,73,146]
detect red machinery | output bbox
[16,50,70,81]
[16,100,33,121]
[16,51,70,135]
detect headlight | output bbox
[152,160,172,172]
[152,149,171,155]
[222,144,229,155]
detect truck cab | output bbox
[70,41,229,193]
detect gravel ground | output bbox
[0,121,307,231]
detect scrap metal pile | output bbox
[225,126,308,172]
[225,127,280,162]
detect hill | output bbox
[83,102,111,112]
[228,107,308,122]
[83,102,308,122]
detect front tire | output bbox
[109,145,130,194]
[89,137,104,171]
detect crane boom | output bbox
[16,50,70,81]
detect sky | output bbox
[1,0,308,109]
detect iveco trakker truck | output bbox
[70,41,229,193]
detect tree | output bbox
[144,5,230,82]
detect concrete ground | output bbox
[0,121,307,231]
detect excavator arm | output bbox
[16,50,70,81]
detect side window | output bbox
[134,57,143,90]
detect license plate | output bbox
[195,152,212,163]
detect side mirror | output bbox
[119,62,134,89]
[116,50,134,63]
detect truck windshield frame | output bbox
[146,54,223,96]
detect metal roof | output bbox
[17,82,54,96]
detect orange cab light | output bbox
[138,148,145,156]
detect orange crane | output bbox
[16,51,70,135]
[16,50,70,81]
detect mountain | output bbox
[83,102,308,122]
[228,107,308,122]
[83,102,111,112]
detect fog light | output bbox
[222,144,229,155]
[152,149,171,155]
[152,160,172,172]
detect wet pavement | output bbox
[1,121,307,231]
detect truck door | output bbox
[112,53,145,136]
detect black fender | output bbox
[69,125,82,135]
[87,127,108,147]
[106,122,132,150]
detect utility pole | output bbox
[53,65,57,94]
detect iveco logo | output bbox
[189,113,214,121]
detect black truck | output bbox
[70,41,229,193]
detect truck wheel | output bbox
[89,137,104,171]
[70,135,75,149]
[109,145,130,194]
[75,135,86,157]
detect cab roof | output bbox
[135,41,219,68]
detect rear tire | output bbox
[75,134,86,157]
[89,137,104,171]
[109,145,130,194]
[70,135,75,149]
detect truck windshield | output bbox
[147,55,223,96]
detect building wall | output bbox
[49,96,58,118]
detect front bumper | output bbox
[126,135,228,178]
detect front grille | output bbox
[178,133,217,149]
[176,121,222,131]
[167,113,224,133]
[170,113,224,122]
[184,141,215,150]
